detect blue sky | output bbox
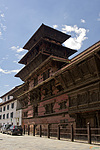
[0,0,100,101]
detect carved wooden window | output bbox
[90,91,98,102]
[63,71,72,85]
[87,58,96,75]
[78,60,91,78]
[70,66,80,81]
[24,111,28,117]
[69,96,77,107]
[38,88,41,100]
[43,69,50,81]
[33,105,38,117]
[23,100,28,107]
[59,101,67,110]
[77,93,88,105]
[43,84,53,98]
[45,103,54,114]
[56,85,63,92]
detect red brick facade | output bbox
[13,24,100,129]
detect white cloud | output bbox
[0,55,9,65]
[62,25,89,50]
[0,67,20,74]
[53,25,58,29]
[11,46,26,61]
[0,23,7,31]
[11,46,24,53]
[81,19,85,23]
[13,60,18,64]
[0,31,2,36]
[64,13,68,20]
[15,54,25,60]
[17,48,24,53]
[0,68,6,74]
[4,85,9,87]
[0,11,6,39]
[97,13,100,21]
[10,46,26,63]
[98,18,100,21]
[2,55,9,60]
[1,13,5,18]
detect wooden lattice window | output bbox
[33,105,38,117]
[43,69,50,81]
[59,101,67,110]
[45,103,54,114]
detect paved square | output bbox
[0,133,100,150]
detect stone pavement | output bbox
[0,133,100,150]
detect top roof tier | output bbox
[23,23,71,50]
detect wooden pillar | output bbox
[28,125,30,135]
[47,124,50,138]
[71,124,74,142]
[96,111,99,127]
[57,124,60,140]
[87,122,91,144]
[23,125,25,135]
[39,125,42,137]
[33,125,36,136]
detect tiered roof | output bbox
[15,24,77,81]
[23,23,71,50]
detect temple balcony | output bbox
[15,53,69,82]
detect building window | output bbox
[8,96,10,100]
[4,97,6,102]
[7,113,9,119]
[0,107,2,112]
[3,106,5,111]
[59,101,67,110]
[10,112,13,118]
[23,111,28,117]
[3,114,5,119]
[7,105,9,110]
[0,115,2,119]
[45,103,54,114]
[11,103,14,109]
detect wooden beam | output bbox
[93,55,99,78]
[68,70,75,85]
[94,52,100,60]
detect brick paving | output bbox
[0,133,100,150]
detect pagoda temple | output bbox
[14,24,76,127]
[13,24,100,129]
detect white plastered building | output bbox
[0,88,22,126]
